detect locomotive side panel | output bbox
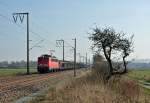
[49,58,60,70]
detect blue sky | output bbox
[0,0,150,61]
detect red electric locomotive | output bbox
[37,54,84,73]
[37,54,60,73]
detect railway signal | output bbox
[12,12,30,75]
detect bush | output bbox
[92,61,110,81]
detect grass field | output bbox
[0,68,37,76]
[128,69,150,95]
[128,69,150,82]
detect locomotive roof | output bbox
[41,54,51,57]
[40,54,57,59]
[59,60,73,63]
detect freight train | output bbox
[37,54,84,73]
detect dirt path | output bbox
[0,70,82,103]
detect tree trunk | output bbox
[107,58,113,74]
[103,48,113,79]
[122,56,127,73]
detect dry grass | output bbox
[29,64,150,103]
[30,70,150,103]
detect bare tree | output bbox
[89,27,119,78]
[89,26,134,79]
[117,35,134,73]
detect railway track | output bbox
[0,71,71,96]
[0,69,82,103]
[0,74,38,84]
[0,73,54,89]
[0,74,55,95]
[0,74,50,92]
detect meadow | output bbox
[128,69,150,95]
[0,67,37,76]
[128,69,150,81]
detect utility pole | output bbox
[73,38,76,77]
[13,12,30,74]
[86,52,87,67]
[63,40,64,61]
[56,39,64,61]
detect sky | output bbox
[0,0,150,62]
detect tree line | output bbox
[0,60,36,68]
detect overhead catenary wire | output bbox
[0,1,79,47]
[0,13,65,59]
[0,13,56,47]
[0,4,89,63]
[29,17,59,46]
[0,1,89,49]
[29,39,44,51]
[0,13,42,48]
[64,40,74,48]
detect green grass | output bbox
[128,69,150,95]
[128,69,150,81]
[0,67,37,76]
